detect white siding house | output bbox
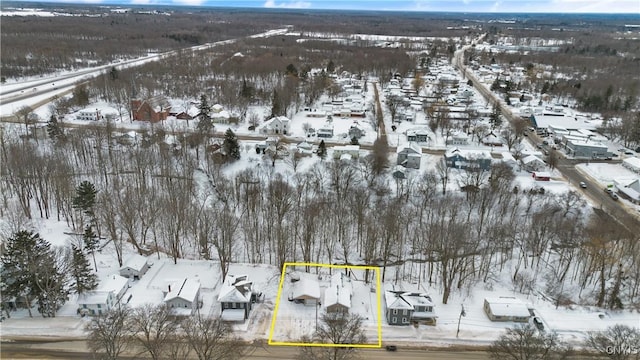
[77,275,129,316]
[163,278,201,315]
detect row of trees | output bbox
[2,122,639,309]
[489,324,640,360]
[87,304,251,360]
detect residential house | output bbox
[384,290,436,326]
[77,275,129,316]
[622,157,640,174]
[289,277,321,306]
[446,132,469,146]
[501,152,518,168]
[163,278,201,315]
[348,125,365,139]
[406,128,431,143]
[397,144,422,169]
[482,132,503,147]
[260,116,290,135]
[317,123,334,138]
[131,96,171,123]
[324,272,352,314]
[444,148,492,171]
[521,155,546,172]
[333,145,360,160]
[392,165,406,180]
[484,297,531,322]
[218,274,254,322]
[77,109,102,121]
[119,254,149,280]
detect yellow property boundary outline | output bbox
[268,262,383,348]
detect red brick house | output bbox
[131,96,171,123]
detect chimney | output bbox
[168,284,171,293]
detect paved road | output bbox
[452,41,640,232]
[0,339,491,360]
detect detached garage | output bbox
[119,254,149,280]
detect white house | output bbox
[483,297,530,322]
[77,109,103,121]
[324,272,352,314]
[521,155,546,172]
[317,123,334,138]
[163,278,201,315]
[77,275,129,316]
[218,274,254,322]
[260,116,290,135]
[119,254,149,280]
[333,145,360,160]
[289,277,321,306]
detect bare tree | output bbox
[586,325,640,360]
[130,304,179,360]
[299,313,367,360]
[489,324,572,360]
[87,307,133,360]
[181,314,252,360]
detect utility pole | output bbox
[456,304,466,338]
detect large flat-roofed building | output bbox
[563,136,610,159]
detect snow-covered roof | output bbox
[522,155,544,164]
[121,254,148,272]
[501,152,516,163]
[218,274,252,303]
[533,171,552,178]
[324,273,352,308]
[398,143,421,155]
[77,291,111,305]
[101,275,129,294]
[484,297,530,317]
[407,128,431,136]
[291,278,321,300]
[78,275,128,305]
[384,291,413,310]
[445,147,492,159]
[402,293,434,308]
[334,145,360,152]
[164,278,200,303]
[622,157,640,170]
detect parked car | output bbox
[604,187,613,194]
[385,345,398,351]
[580,182,587,189]
[533,317,544,331]
[611,193,619,200]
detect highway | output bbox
[0,28,289,113]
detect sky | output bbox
[12,0,640,13]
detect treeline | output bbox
[1,125,639,310]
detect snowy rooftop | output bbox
[100,274,129,294]
[484,297,530,317]
[533,114,600,131]
[164,278,200,303]
[78,275,128,305]
[324,272,352,308]
[445,147,492,159]
[121,254,148,272]
[291,277,321,300]
[385,291,413,310]
[218,274,252,303]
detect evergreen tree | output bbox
[71,245,98,294]
[285,63,298,77]
[317,140,327,159]
[34,247,69,317]
[1,231,53,317]
[222,128,241,161]
[197,94,213,134]
[240,78,253,99]
[351,136,359,145]
[73,181,98,219]
[46,114,64,143]
[270,90,282,118]
[83,225,99,272]
[326,59,335,73]
[109,66,119,80]
[490,104,502,129]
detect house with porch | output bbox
[77,275,129,316]
[406,128,431,143]
[522,155,546,172]
[260,116,290,135]
[384,290,436,326]
[444,148,492,171]
[218,274,254,322]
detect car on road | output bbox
[533,317,544,331]
[611,193,619,200]
[604,187,613,194]
[385,345,398,351]
[580,182,587,189]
